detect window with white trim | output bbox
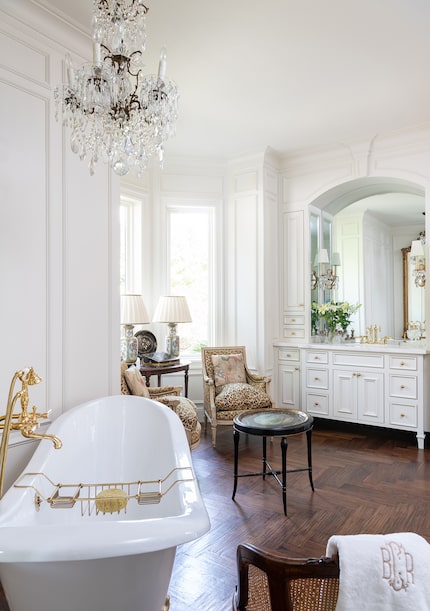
[167,205,216,355]
[120,196,142,294]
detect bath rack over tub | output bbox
[14,466,194,516]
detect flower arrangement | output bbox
[312,301,361,335]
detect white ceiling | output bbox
[39,0,430,161]
[36,0,429,224]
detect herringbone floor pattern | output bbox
[0,420,429,610]
[169,421,430,610]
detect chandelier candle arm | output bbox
[93,42,101,66]
[158,47,167,81]
[65,54,75,87]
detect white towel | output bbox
[326,532,430,611]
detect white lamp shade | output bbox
[331,252,341,266]
[152,296,192,323]
[120,294,150,324]
[317,249,329,264]
[410,240,424,257]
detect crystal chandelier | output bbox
[54,0,178,176]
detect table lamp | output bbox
[152,295,192,357]
[120,294,150,363]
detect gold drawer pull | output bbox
[314,377,320,381]
[295,367,299,371]
[291,331,296,336]
[400,361,406,366]
[286,353,291,358]
[314,356,320,360]
[314,402,320,407]
[356,373,362,377]
[400,385,406,389]
[400,413,406,418]
[291,318,296,322]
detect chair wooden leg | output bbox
[211,425,217,448]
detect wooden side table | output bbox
[140,360,191,397]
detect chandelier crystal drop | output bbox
[54,0,178,176]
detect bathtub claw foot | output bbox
[162,595,170,610]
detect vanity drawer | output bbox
[306,368,329,389]
[305,351,329,364]
[389,356,417,371]
[389,375,418,399]
[332,352,384,369]
[283,315,305,326]
[305,392,329,416]
[283,328,305,340]
[279,348,300,362]
[389,401,418,429]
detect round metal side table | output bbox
[232,408,314,515]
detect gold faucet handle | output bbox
[30,406,49,424]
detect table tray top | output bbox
[233,408,313,436]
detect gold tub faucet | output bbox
[0,368,62,498]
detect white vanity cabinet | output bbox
[332,369,384,424]
[303,350,330,417]
[275,347,301,409]
[331,351,384,425]
[274,342,427,449]
[387,354,421,434]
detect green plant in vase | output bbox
[315,301,361,340]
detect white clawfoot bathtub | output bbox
[0,395,210,611]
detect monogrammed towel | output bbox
[326,533,430,611]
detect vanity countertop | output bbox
[273,339,429,355]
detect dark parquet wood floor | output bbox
[0,420,429,610]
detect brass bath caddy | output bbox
[14,466,194,516]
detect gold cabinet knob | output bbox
[314,402,320,407]
[400,361,406,366]
[400,385,406,389]
[400,413,406,418]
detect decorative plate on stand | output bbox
[135,330,157,358]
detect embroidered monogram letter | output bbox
[381,541,414,592]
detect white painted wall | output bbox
[0,1,120,484]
